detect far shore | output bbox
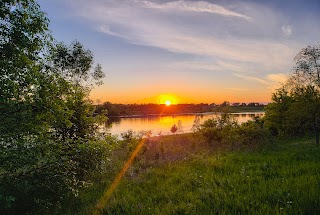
[108,110,265,118]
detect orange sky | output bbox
[90,87,273,104]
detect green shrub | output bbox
[234,118,271,145]
[0,135,118,214]
[199,115,271,145]
[199,114,238,143]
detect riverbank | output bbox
[56,134,320,214]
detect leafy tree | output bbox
[265,44,320,144]
[0,0,51,136]
[48,41,105,140]
[0,0,109,213]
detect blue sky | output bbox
[38,0,320,104]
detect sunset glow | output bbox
[158,94,178,105]
[39,0,320,104]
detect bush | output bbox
[199,114,238,143]
[199,114,271,145]
[234,118,271,145]
[0,135,118,214]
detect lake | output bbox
[103,112,265,137]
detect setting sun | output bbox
[158,94,179,105]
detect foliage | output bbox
[0,135,117,214]
[198,113,271,146]
[199,113,238,143]
[265,44,320,144]
[233,117,271,145]
[0,0,50,137]
[0,0,109,214]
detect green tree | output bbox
[48,41,105,140]
[0,1,109,213]
[265,44,320,144]
[0,0,51,136]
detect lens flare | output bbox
[92,139,147,215]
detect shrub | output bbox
[199,114,238,143]
[234,118,271,145]
[199,114,271,145]
[0,135,118,214]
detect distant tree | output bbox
[221,101,230,107]
[247,102,256,107]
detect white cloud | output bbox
[65,0,301,81]
[282,25,293,36]
[79,1,296,61]
[140,0,252,20]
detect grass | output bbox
[56,135,320,214]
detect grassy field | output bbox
[56,134,320,215]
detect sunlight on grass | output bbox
[92,138,147,215]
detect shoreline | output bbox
[108,110,265,118]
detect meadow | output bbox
[56,134,320,215]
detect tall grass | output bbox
[56,136,320,214]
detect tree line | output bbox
[95,102,265,116]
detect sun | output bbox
[158,94,178,105]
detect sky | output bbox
[38,0,320,104]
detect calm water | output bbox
[104,112,264,137]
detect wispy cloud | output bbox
[140,0,252,20]
[233,73,269,85]
[234,72,289,91]
[65,0,301,91]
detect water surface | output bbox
[104,112,264,137]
